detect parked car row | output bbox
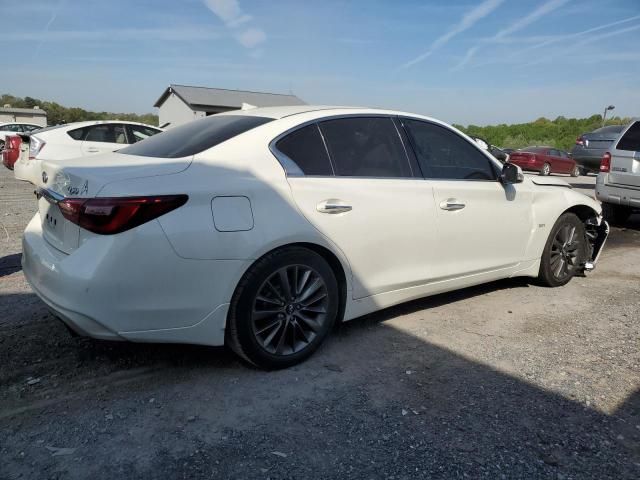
[2,120,162,183]
[508,146,580,177]
[20,105,610,369]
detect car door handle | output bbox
[86,148,99,153]
[439,199,466,211]
[316,200,352,214]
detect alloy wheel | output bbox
[251,264,329,356]
[550,224,580,280]
[542,163,551,176]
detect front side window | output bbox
[319,117,412,178]
[616,121,640,152]
[120,115,273,158]
[402,119,497,181]
[275,124,333,175]
[2,124,21,132]
[128,125,162,144]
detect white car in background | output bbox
[0,122,42,148]
[14,120,162,185]
[22,106,609,369]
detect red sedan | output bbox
[508,147,580,177]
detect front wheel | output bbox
[226,247,339,369]
[540,163,551,176]
[538,213,587,287]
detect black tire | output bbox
[570,165,580,177]
[226,246,339,370]
[538,213,588,287]
[601,202,631,226]
[539,163,551,176]
[578,166,588,176]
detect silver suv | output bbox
[596,119,640,223]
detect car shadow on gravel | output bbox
[2,275,639,479]
[0,253,22,277]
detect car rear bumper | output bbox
[571,151,606,171]
[22,213,249,346]
[595,174,640,209]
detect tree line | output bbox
[1,94,159,127]
[453,115,632,152]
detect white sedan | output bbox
[22,106,609,369]
[13,120,162,185]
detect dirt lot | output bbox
[1,168,639,479]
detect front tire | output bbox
[226,247,339,369]
[538,213,587,287]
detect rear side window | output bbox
[84,124,127,144]
[68,127,87,140]
[319,117,412,178]
[119,115,273,158]
[616,122,640,152]
[275,124,333,175]
[403,119,497,181]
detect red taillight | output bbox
[58,195,188,235]
[599,152,611,173]
[8,135,21,150]
[575,136,585,146]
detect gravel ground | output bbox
[1,168,639,479]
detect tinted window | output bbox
[403,119,496,181]
[275,124,333,175]
[67,127,86,140]
[23,125,41,132]
[120,115,273,158]
[617,121,640,152]
[319,117,412,178]
[128,125,162,144]
[1,124,21,132]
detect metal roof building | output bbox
[154,84,306,128]
[0,106,48,127]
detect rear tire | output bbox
[538,213,587,287]
[570,165,580,177]
[540,163,551,176]
[601,202,631,226]
[226,247,339,370]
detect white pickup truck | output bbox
[596,119,640,224]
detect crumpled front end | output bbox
[581,216,609,273]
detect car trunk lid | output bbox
[38,152,192,254]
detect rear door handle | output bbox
[439,198,466,211]
[316,199,352,214]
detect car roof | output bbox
[45,120,161,130]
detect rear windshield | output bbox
[119,115,273,158]
[518,147,547,153]
[593,125,625,135]
[616,121,640,152]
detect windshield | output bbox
[119,115,274,158]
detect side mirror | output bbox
[500,162,524,184]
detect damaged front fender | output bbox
[582,216,610,273]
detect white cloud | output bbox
[401,0,504,69]
[203,0,266,49]
[236,28,266,49]
[454,0,570,70]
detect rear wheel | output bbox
[570,165,580,177]
[601,202,631,226]
[226,247,339,369]
[538,213,587,287]
[540,163,551,176]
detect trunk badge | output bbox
[42,172,48,184]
